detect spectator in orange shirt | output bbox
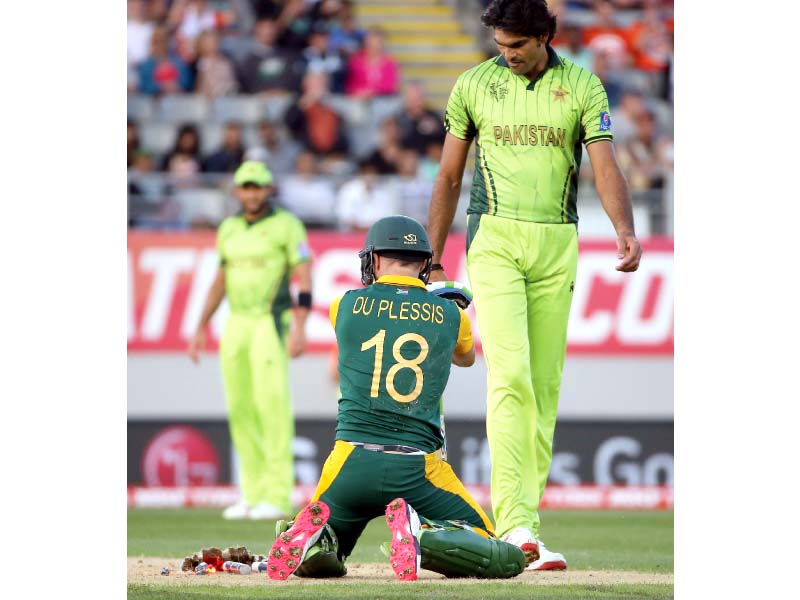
[582,0,632,69]
[285,71,350,157]
[626,0,673,72]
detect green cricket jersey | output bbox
[445,46,613,224]
[329,275,473,452]
[217,208,310,315]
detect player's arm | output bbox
[188,267,226,363]
[586,140,642,272]
[286,217,314,358]
[427,74,475,282]
[451,307,475,367]
[288,260,312,358]
[428,133,471,282]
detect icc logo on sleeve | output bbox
[599,112,611,131]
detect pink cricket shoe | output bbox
[384,498,422,581]
[266,500,331,580]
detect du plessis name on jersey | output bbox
[350,295,446,324]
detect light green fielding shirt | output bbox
[445,46,613,224]
[217,208,310,316]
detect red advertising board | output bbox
[127,484,673,511]
[128,231,673,355]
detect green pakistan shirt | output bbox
[444,46,613,224]
[217,208,310,315]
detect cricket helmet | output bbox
[358,215,434,286]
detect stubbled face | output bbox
[493,28,548,78]
[235,184,270,215]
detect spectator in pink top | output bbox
[345,27,399,98]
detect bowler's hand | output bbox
[616,233,642,272]
[188,329,206,364]
[288,328,306,358]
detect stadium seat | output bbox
[345,124,380,159]
[212,95,264,124]
[648,98,674,134]
[158,94,211,123]
[219,36,255,64]
[618,69,652,96]
[201,123,226,155]
[369,95,404,125]
[128,95,155,121]
[242,125,261,149]
[325,95,369,126]
[262,94,294,122]
[174,188,229,224]
[139,122,178,155]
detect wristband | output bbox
[297,291,312,309]
[430,263,444,272]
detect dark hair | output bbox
[173,124,201,156]
[481,0,557,43]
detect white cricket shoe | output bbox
[222,500,251,520]
[500,527,540,567]
[249,502,287,520]
[527,539,567,571]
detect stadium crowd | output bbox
[128,0,674,233]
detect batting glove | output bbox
[426,281,473,309]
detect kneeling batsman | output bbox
[265,216,525,581]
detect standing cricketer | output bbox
[263,215,526,582]
[426,0,642,570]
[189,160,313,520]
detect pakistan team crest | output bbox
[489,81,509,101]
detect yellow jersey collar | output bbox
[375,275,426,289]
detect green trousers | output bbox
[311,441,495,559]
[466,214,578,538]
[219,311,294,512]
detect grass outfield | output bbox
[128,583,674,599]
[128,508,673,599]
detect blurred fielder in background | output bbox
[189,160,313,520]
[426,0,642,569]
